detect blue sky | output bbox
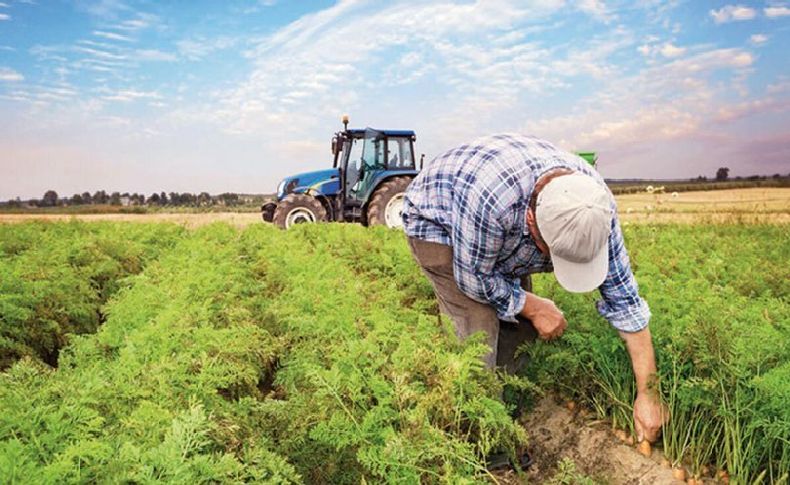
[1,0,789,199]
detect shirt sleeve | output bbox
[596,213,651,332]
[451,183,526,322]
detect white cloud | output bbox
[637,41,686,59]
[577,0,614,22]
[710,5,757,24]
[134,49,176,62]
[750,33,768,45]
[659,43,686,58]
[176,37,237,60]
[0,2,9,7]
[77,0,131,19]
[93,30,134,42]
[75,45,126,61]
[766,78,790,94]
[764,6,790,17]
[0,13,9,20]
[103,89,161,102]
[115,13,158,31]
[0,67,23,81]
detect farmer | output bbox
[402,133,664,445]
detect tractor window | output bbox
[362,132,385,170]
[386,137,415,169]
[344,137,364,196]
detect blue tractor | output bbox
[262,116,421,229]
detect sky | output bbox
[1,0,789,200]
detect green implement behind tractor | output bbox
[576,152,598,167]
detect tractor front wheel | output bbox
[367,176,412,229]
[273,194,327,229]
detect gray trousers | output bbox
[408,237,537,372]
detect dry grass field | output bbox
[0,187,788,226]
[616,187,790,223]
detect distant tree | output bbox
[219,193,239,206]
[109,192,122,206]
[197,192,212,206]
[773,173,781,179]
[71,193,84,205]
[81,192,93,204]
[7,198,21,208]
[160,192,168,205]
[149,193,160,205]
[41,190,59,207]
[169,192,179,205]
[93,190,108,204]
[716,167,730,181]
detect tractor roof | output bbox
[347,128,416,137]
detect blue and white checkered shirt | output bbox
[403,133,650,332]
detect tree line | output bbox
[5,191,252,208]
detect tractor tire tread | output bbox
[272,193,327,229]
[367,176,412,228]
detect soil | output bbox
[494,397,685,484]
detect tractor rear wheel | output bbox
[366,176,412,229]
[273,194,327,229]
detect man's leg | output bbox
[407,237,499,368]
[496,275,538,374]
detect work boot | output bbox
[485,449,533,472]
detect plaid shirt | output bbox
[403,134,650,332]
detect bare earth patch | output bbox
[495,397,684,484]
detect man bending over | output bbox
[403,134,663,445]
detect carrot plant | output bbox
[0,222,183,368]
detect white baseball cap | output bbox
[535,173,614,293]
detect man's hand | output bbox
[620,327,667,442]
[633,391,666,443]
[520,292,567,340]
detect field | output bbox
[0,217,787,484]
[2,188,789,227]
[616,188,790,224]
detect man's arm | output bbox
[598,213,665,442]
[620,327,664,442]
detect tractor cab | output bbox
[332,126,417,222]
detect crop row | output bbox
[0,222,184,369]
